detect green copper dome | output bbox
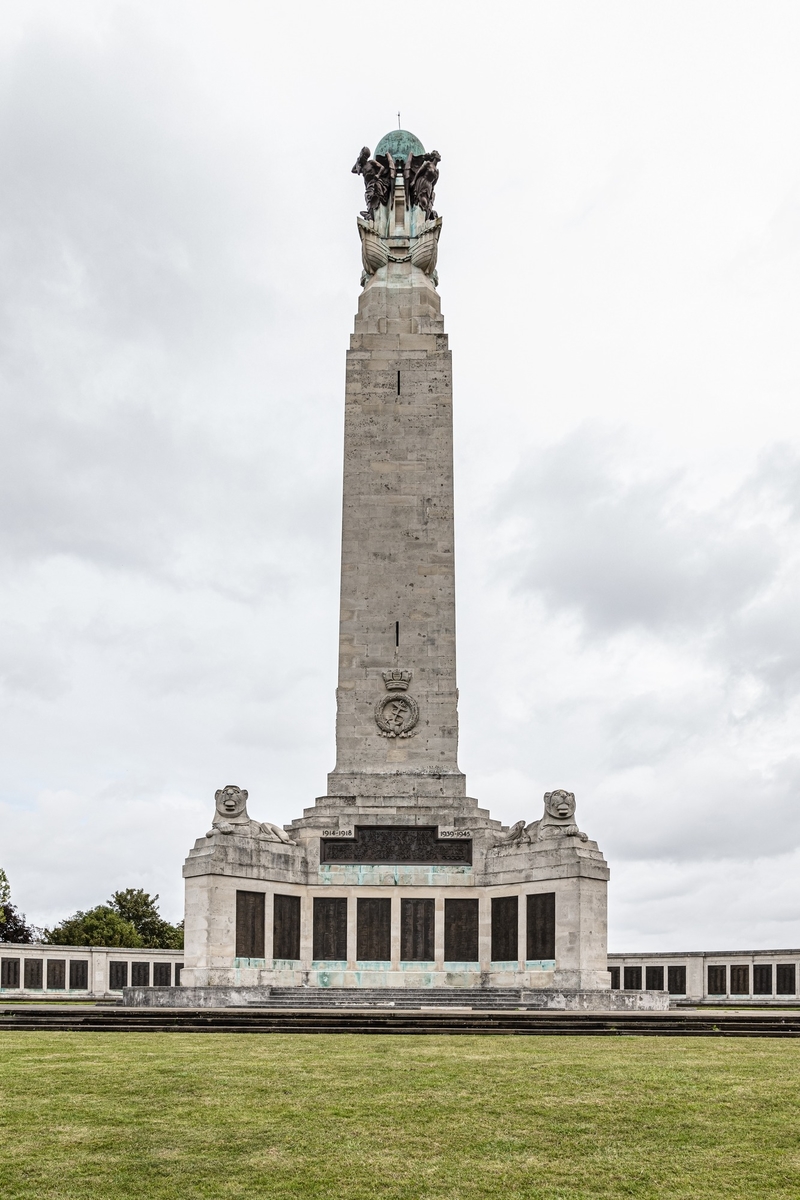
[374,129,425,162]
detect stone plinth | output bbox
[123,986,669,1011]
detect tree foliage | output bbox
[0,905,38,943]
[42,888,183,949]
[43,906,144,947]
[109,889,183,949]
[0,868,38,943]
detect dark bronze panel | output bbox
[444,898,478,961]
[645,965,664,991]
[526,892,555,960]
[777,964,796,995]
[321,826,471,865]
[753,964,772,995]
[313,897,347,960]
[491,896,518,962]
[707,965,726,995]
[69,959,88,990]
[623,965,642,990]
[46,959,65,990]
[109,961,128,990]
[730,965,749,994]
[667,965,686,995]
[1,958,20,988]
[273,894,301,960]
[609,966,620,990]
[131,962,150,987]
[153,962,172,986]
[400,898,434,961]
[236,890,266,959]
[357,897,391,961]
[776,964,796,995]
[23,958,42,989]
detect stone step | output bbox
[259,987,529,1009]
[4,1006,800,1036]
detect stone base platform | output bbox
[122,985,669,1011]
[8,1004,800,1035]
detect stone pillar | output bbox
[329,192,465,804]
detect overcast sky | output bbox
[1,1,799,951]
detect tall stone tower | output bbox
[332,130,461,804]
[176,129,641,1007]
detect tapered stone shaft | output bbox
[329,191,464,801]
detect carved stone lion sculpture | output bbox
[206,785,294,843]
[525,790,588,842]
[493,819,527,844]
[495,789,588,846]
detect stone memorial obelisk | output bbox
[167,130,665,1010]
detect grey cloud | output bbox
[0,27,270,351]
[497,426,781,638]
[609,851,800,952]
[598,753,800,862]
[0,23,341,593]
[2,3,800,952]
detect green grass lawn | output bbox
[1,1034,799,1199]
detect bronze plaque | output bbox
[526,892,555,961]
[273,894,301,960]
[69,959,88,990]
[321,825,471,865]
[401,898,434,961]
[491,896,518,962]
[236,890,265,959]
[357,897,391,961]
[313,897,347,960]
[444,898,478,962]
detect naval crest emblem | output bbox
[375,669,418,737]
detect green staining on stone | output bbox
[374,129,425,162]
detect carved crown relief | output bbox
[206,785,295,844]
[383,669,412,691]
[494,789,589,847]
[375,669,418,738]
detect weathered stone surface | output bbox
[123,986,277,1007]
[122,985,669,1011]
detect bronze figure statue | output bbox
[404,150,441,220]
[351,147,396,218]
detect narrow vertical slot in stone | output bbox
[395,620,399,647]
[397,370,400,395]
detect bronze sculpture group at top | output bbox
[352,146,441,222]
